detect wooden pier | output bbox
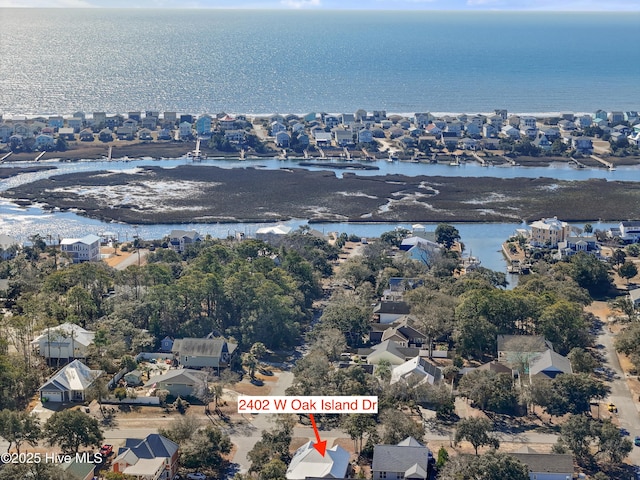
[107,145,113,160]
[590,154,615,170]
[472,152,488,166]
[0,152,12,162]
[570,157,587,169]
[343,147,351,160]
[34,151,46,162]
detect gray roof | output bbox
[510,453,574,475]
[119,433,178,460]
[529,350,573,377]
[144,368,207,387]
[373,301,411,315]
[372,437,431,474]
[172,337,236,358]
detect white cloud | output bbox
[280,0,321,8]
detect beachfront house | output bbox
[60,234,101,263]
[0,123,12,142]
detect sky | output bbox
[1,0,640,9]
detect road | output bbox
[589,302,640,465]
[112,248,149,270]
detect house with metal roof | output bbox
[286,441,350,480]
[112,433,179,480]
[168,229,201,253]
[32,322,95,361]
[372,437,432,480]
[60,234,101,263]
[171,337,237,370]
[144,368,207,398]
[510,446,574,480]
[528,350,573,380]
[391,356,442,386]
[39,360,102,403]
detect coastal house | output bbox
[168,229,200,253]
[138,128,153,141]
[571,136,593,154]
[58,127,75,140]
[576,114,593,129]
[225,129,246,143]
[61,234,101,263]
[363,340,420,366]
[113,434,179,480]
[333,128,354,146]
[142,116,158,130]
[497,335,553,373]
[372,437,432,480]
[323,114,340,129]
[255,224,292,244]
[414,112,434,128]
[464,122,481,136]
[556,236,600,259]
[529,217,571,248]
[501,125,520,139]
[609,111,625,124]
[171,337,237,371]
[163,112,177,123]
[341,113,355,127]
[510,447,574,480]
[540,127,560,141]
[459,137,478,150]
[533,133,552,151]
[528,349,572,381]
[373,300,411,324]
[144,368,207,397]
[358,128,373,144]
[391,356,442,386]
[297,133,310,147]
[35,134,55,150]
[116,125,135,140]
[39,360,102,403]
[372,317,426,347]
[157,128,172,140]
[48,116,64,129]
[482,124,498,138]
[520,116,537,129]
[313,131,332,146]
[618,221,640,243]
[0,123,12,142]
[195,115,212,136]
[79,128,94,141]
[0,234,19,260]
[218,114,236,130]
[32,322,95,362]
[58,460,95,480]
[178,121,192,139]
[286,441,350,480]
[275,131,291,147]
[98,128,113,142]
[488,114,504,129]
[93,112,108,128]
[13,122,31,138]
[271,121,287,135]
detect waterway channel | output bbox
[0,155,630,284]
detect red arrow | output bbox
[309,414,327,457]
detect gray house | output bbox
[372,437,432,480]
[171,337,237,370]
[144,368,207,398]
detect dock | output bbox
[240,149,246,160]
[303,149,309,159]
[0,152,12,162]
[34,151,46,162]
[570,157,587,169]
[107,145,113,160]
[501,155,517,166]
[343,147,351,160]
[590,154,615,170]
[280,149,288,159]
[318,147,326,159]
[472,152,488,166]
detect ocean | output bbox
[1,9,639,116]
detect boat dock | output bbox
[34,151,46,162]
[501,155,517,166]
[343,147,351,160]
[570,157,586,168]
[590,154,615,170]
[240,148,246,159]
[0,152,12,162]
[318,147,326,159]
[472,152,488,166]
[107,145,113,160]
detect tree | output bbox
[405,288,456,358]
[568,252,612,295]
[435,224,461,249]
[457,370,517,413]
[260,458,288,480]
[0,409,41,454]
[44,409,103,454]
[319,295,371,347]
[159,415,203,444]
[567,347,598,374]
[619,261,638,284]
[583,223,593,234]
[611,249,627,269]
[380,409,425,445]
[536,300,588,355]
[342,414,377,454]
[595,418,633,464]
[242,352,257,379]
[180,426,232,474]
[454,417,499,455]
[436,446,449,469]
[542,374,608,417]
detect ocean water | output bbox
[0,9,639,115]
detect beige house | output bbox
[529,217,571,248]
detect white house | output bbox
[60,234,101,263]
[391,356,442,386]
[39,360,102,403]
[0,234,19,260]
[286,441,350,480]
[32,322,95,361]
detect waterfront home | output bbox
[618,221,640,243]
[35,134,55,150]
[157,128,172,141]
[286,442,350,480]
[357,128,373,144]
[60,234,101,262]
[508,115,521,127]
[571,136,594,154]
[113,434,179,480]
[520,126,538,139]
[168,230,200,252]
[529,217,571,248]
[488,114,504,129]
[163,111,177,123]
[323,114,339,129]
[98,128,113,142]
[271,121,287,135]
[79,128,94,141]
[13,122,31,138]
[178,121,192,139]
[48,116,64,129]
[256,224,292,243]
[540,127,560,141]
[414,112,434,128]
[381,119,393,129]
[594,109,608,122]
[225,129,246,144]
[482,124,497,138]
[39,360,102,403]
[576,114,593,129]
[0,234,19,260]
[171,337,237,371]
[333,128,354,146]
[195,115,212,137]
[275,131,290,147]
[532,133,552,151]
[58,127,75,140]
[138,128,153,141]
[291,122,305,134]
[519,116,537,129]
[501,125,520,139]
[116,125,135,140]
[372,437,432,480]
[92,112,107,127]
[313,131,332,146]
[556,236,600,259]
[609,111,625,124]
[297,133,310,147]
[105,114,124,129]
[459,138,479,150]
[0,123,12,142]
[341,113,355,127]
[142,116,157,130]
[128,111,141,122]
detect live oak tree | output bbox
[405,288,456,358]
[454,417,500,455]
[619,261,638,284]
[380,409,425,445]
[435,223,461,249]
[439,451,529,480]
[180,426,232,474]
[44,409,103,455]
[0,409,41,454]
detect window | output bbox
[380,473,387,479]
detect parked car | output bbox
[186,474,207,480]
[608,403,618,413]
[99,444,113,457]
[634,436,640,447]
